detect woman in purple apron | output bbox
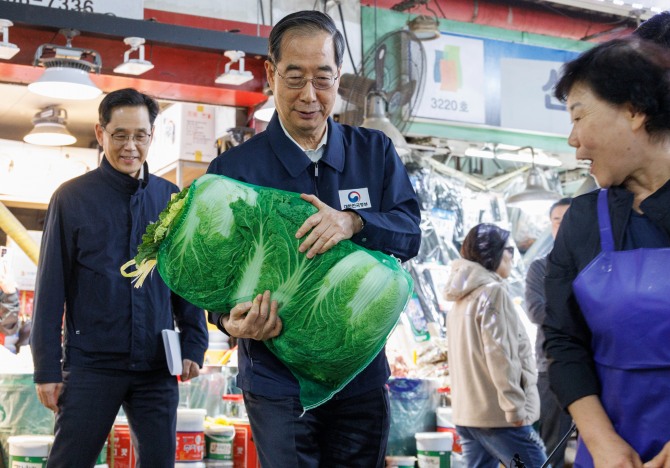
[543,37,670,467]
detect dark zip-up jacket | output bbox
[31,156,208,383]
[207,114,421,399]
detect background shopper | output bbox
[445,223,546,468]
[524,198,573,467]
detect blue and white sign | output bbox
[500,58,572,136]
[413,31,582,137]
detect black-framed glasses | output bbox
[102,127,152,146]
[504,246,515,256]
[274,68,339,90]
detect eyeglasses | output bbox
[274,68,339,90]
[102,127,152,146]
[504,246,515,256]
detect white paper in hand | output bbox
[161,329,183,376]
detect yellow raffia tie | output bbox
[120,259,158,288]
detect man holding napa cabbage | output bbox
[207,10,421,468]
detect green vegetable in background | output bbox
[122,174,413,410]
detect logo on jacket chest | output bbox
[339,188,371,209]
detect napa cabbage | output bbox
[122,174,413,409]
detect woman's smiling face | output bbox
[566,82,642,188]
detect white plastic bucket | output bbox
[205,424,235,461]
[415,432,453,468]
[175,463,206,468]
[436,407,462,454]
[8,435,54,468]
[176,408,206,461]
[386,454,417,467]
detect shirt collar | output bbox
[266,114,344,178]
[99,154,147,194]
[278,118,328,162]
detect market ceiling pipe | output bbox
[0,202,39,266]
[367,0,635,41]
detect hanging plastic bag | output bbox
[122,174,413,410]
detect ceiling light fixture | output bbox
[495,146,562,167]
[215,50,254,86]
[505,148,561,214]
[0,19,20,60]
[28,28,102,101]
[361,92,411,157]
[408,15,440,40]
[392,0,430,11]
[23,106,77,146]
[464,145,495,159]
[113,37,154,76]
[464,144,562,167]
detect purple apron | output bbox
[571,189,670,467]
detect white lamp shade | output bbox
[361,94,410,157]
[255,96,275,122]
[114,59,154,76]
[23,122,76,146]
[408,16,440,41]
[28,66,102,100]
[506,166,561,215]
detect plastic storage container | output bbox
[7,435,53,468]
[435,406,462,454]
[107,416,135,468]
[205,424,235,461]
[415,432,453,468]
[222,394,246,419]
[176,408,207,462]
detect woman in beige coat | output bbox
[444,223,546,468]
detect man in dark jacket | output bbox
[31,88,208,467]
[524,198,572,467]
[207,10,421,468]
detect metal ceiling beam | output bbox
[540,0,652,21]
[0,3,269,57]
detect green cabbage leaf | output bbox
[122,174,413,409]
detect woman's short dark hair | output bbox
[554,37,670,138]
[460,223,510,272]
[268,10,345,68]
[634,11,670,48]
[98,88,160,128]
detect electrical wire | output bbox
[258,0,265,25]
[433,0,447,20]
